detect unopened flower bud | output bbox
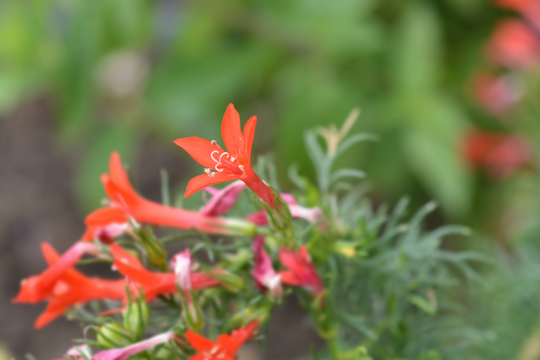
[123,291,150,339]
[170,249,191,291]
[228,306,269,329]
[137,227,168,271]
[97,322,133,349]
[203,270,244,293]
[179,292,204,332]
[222,218,257,237]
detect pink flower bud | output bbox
[252,237,282,299]
[170,249,192,291]
[93,331,176,360]
[201,181,247,216]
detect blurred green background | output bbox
[1,0,539,358]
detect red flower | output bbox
[462,130,532,178]
[13,242,99,304]
[185,320,259,360]
[109,244,220,301]
[279,246,325,298]
[14,242,126,328]
[488,20,540,69]
[174,104,275,208]
[83,152,235,242]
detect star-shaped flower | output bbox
[175,104,275,207]
[185,320,259,360]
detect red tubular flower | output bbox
[109,244,220,301]
[279,246,325,298]
[185,320,259,360]
[488,20,540,69]
[174,103,275,208]
[12,242,99,304]
[462,130,532,178]
[83,152,234,242]
[14,242,126,329]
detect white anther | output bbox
[238,165,245,171]
[204,168,211,174]
[210,140,223,150]
[230,156,236,162]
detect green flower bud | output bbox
[227,306,269,329]
[97,322,133,349]
[137,227,168,271]
[203,271,244,293]
[177,290,204,332]
[222,219,257,237]
[123,291,150,339]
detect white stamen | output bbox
[218,152,230,162]
[209,150,230,172]
[210,150,220,163]
[211,140,217,145]
[238,165,244,171]
[230,156,236,162]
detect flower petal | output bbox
[109,152,132,192]
[35,301,68,329]
[200,181,246,216]
[93,331,174,360]
[174,137,224,169]
[226,320,259,355]
[12,242,97,304]
[186,330,215,352]
[109,244,156,284]
[243,115,257,163]
[185,173,239,198]
[85,207,127,226]
[221,104,245,155]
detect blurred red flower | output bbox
[473,73,523,114]
[13,242,126,328]
[462,131,532,178]
[279,246,325,299]
[495,0,540,30]
[109,243,220,301]
[488,20,540,69]
[83,152,233,242]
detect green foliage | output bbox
[0,0,509,218]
